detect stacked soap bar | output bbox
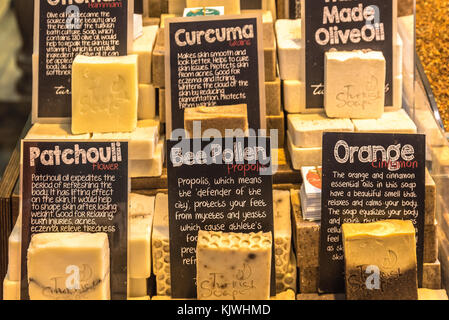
[196,230,272,300]
[25,123,90,140]
[342,220,418,300]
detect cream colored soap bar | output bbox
[130,137,165,178]
[352,109,417,134]
[72,55,138,134]
[133,25,158,84]
[273,190,291,276]
[186,0,240,14]
[286,131,322,170]
[342,220,418,300]
[184,105,249,138]
[27,232,110,300]
[196,230,272,300]
[129,193,155,217]
[91,119,159,160]
[283,80,306,114]
[138,84,156,120]
[276,250,297,294]
[275,19,303,81]
[287,113,354,148]
[129,217,153,279]
[324,50,386,119]
[25,123,90,140]
[128,278,148,298]
[8,218,20,282]
[418,288,449,300]
[3,273,20,300]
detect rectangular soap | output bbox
[275,19,303,81]
[276,251,297,294]
[265,38,277,82]
[91,119,159,160]
[324,50,386,119]
[286,131,322,170]
[271,289,296,300]
[130,138,165,178]
[351,109,417,134]
[418,289,448,300]
[266,78,281,116]
[196,230,272,300]
[129,193,156,217]
[138,84,156,120]
[152,30,165,88]
[133,25,159,84]
[425,168,436,226]
[27,232,110,300]
[128,278,148,298]
[342,220,418,300]
[184,105,249,138]
[424,220,438,263]
[273,190,292,276]
[422,260,441,290]
[3,273,20,300]
[152,193,171,296]
[25,123,90,140]
[282,80,306,114]
[287,113,354,148]
[159,88,166,123]
[266,112,285,147]
[129,216,153,278]
[299,267,318,294]
[72,55,138,134]
[186,0,240,14]
[8,217,20,282]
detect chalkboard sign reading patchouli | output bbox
[301,0,397,110]
[319,132,425,293]
[167,137,275,298]
[20,141,129,300]
[33,0,133,122]
[165,14,266,138]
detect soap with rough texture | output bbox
[138,84,156,120]
[25,123,90,140]
[273,190,291,276]
[352,109,417,134]
[133,25,158,84]
[287,131,322,170]
[130,138,165,178]
[275,19,303,81]
[72,55,138,134]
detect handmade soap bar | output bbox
[186,0,240,14]
[91,119,159,160]
[8,218,20,282]
[133,25,158,84]
[184,105,248,138]
[152,30,165,88]
[424,220,438,263]
[352,109,417,134]
[324,50,386,119]
[138,84,156,120]
[25,123,90,140]
[129,193,155,217]
[275,19,303,81]
[299,267,318,294]
[287,132,322,170]
[271,289,296,300]
[276,251,297,294]
[287,113,354,148]
[152,193,171,296]
[425,168,436,226]
[273,190,291,276]
[342,220,418,300]
[130,138,165,178]
[266,78,281,116]
[128,278,148,298]
[196,230,272,300]
[159,88,166,123]
[282,80,306,114]
[418,288,448,300]
[128,295,151,300]
[129,216,153,279]
[27,232,111,300]
[3,273,20,300]
[72,55,138,134]
[423,260,441,289]
[266,112,285,147]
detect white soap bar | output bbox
[3,273,20,300]
[324,50,386,119]
[287,113,354,148]
[282,80,308,114]
[129,193,155,217]
[129,215,153,278]
[128,278,147,298]
[133,25,159,84]
[196,230,272,300]
[138,84,156,120]
[130,138,165,178]
[8,218,20,282]
[275,19,303,81]
[352,109,417,134]
[273,190,291,276]
[287,131,322,170]
[25,123,90,140]
[91,120,159,160]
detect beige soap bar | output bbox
[273,190,291,276]
[276,251,297,294]
[186,0,240,14]
[138,84,156,120]
[27,232,110,300]
[127,295,151,300]
[184,104,249,138]
[418,288,448,300]
[130,137,165,178]
[91,119,159,160]
[275,19,303,81]
[128,278,148,298]
[342,220,418,300]
[266,78,281,116]
[287,113,354,148]
[352,109,417,134]
[287,131,322,170]
[196,230,272,300]
[72,55,138,134]
[282,80,307,113]
[25,123,90,140]
[133,25,158,84]
[271,289,296,300]
[325,50,386,119]
[423,260,441,290]
[8,217,21,282]
[129,193,156,217]
[266,112,285,147]
[129,217,153,279]
[3,273,20,300]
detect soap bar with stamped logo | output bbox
[324,50,386,119]
[342,220,418,300]
[72,55,138,134]
[27,232,111,300]
[196,230,272,300]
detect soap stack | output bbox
[300,166,322,221]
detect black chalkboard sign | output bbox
[301,0,396,110]
[165,14,266,137]
[33,0,132,122]
[319,132,425,293]
[20,141,129,300]
[167,137,275,298]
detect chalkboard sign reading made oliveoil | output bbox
[20,141,129,300]
[167,137,275,299]
[301,0,397,110]
[165,14,266,138]
[319,132,425,293]
[33,0,133,123]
